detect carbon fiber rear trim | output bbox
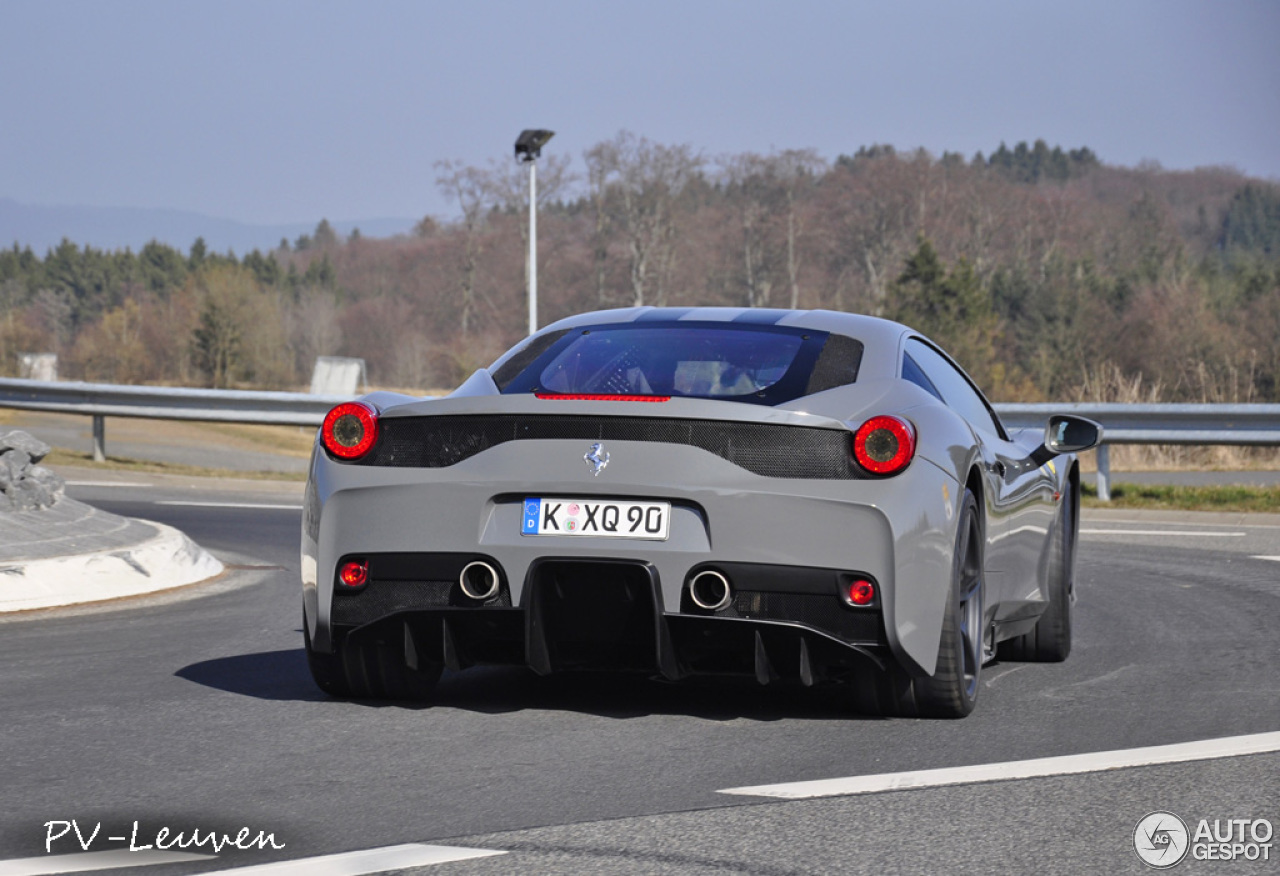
[352,415,868,479]
[332,579,515,627]
[727,591,883,644]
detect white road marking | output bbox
[1085,517,1280,530]
[982,663,1030,688]
[214,843,506,873]
[718,730,1280,799]
[1079,529,1245,537]
[65,481,150,488]
[155,501,303,510]
[1254,556,1280,562]
[0,850,213,875]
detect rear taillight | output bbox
[322,402,378,460]
[852,415,916,476]
[845,578,876,606]
[338,559,368,588]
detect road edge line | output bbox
[718,730,1280,799]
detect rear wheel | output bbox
[305,614,441,701]
[911,489,985,718]
[998,490,1074,662]
[860,490,984,719]
[304,613,352,697]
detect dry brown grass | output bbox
[1,409,316,457]
[1072,362,1280,472]
[42,447,307,481]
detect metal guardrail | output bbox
[0,377,347,464]
[997,402,1280,500]
[0,377,347,425]
[995,403,1280,446]
[2,378,1278,501]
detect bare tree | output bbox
[720,153,779,308]
[584,139,620,305]
[287,289,343,378]
[31,288,74,352]
[819,155,920,314]
[434,159,489,334]
[589,131,701,307]
[478,153,575,306]
[718,149,825,309]
[775,149,826,308]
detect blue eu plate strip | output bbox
[522,498,541,534]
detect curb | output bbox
[0,519,225,613]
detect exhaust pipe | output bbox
[459,561,500,601]
[689,569,732,612]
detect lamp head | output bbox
[515,129,555,162]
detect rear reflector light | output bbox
[852,415,916,476]
[846,578,876,606]
[339,560,368,588]
[535,393,670,402]
[322,402,378,460]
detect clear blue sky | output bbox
[2,0,1276,226]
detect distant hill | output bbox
[0,197,416,255]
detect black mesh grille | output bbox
[491,329,572,390]
[806,335,864,395]
[730,591,883,643]
[354,415,865,479]
[332,580,510,626]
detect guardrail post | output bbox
[92,414,106,463]
[1095,444,1111,502]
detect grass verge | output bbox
[44,448,308,482]
[1083,482,1280,512]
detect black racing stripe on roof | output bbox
[635,308,694,322]
[731,309,790,325]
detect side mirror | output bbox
[1044,415,1103,455]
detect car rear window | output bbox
[495,322,862,406]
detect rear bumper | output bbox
[326,554,888,685]
[303,433,960,676]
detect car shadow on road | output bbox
[175,647,879,722]
[176,648,331,702]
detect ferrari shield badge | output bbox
[584,442,610,476]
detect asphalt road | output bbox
[2,479,1278,875]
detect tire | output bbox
[305,613,441,701]
[910,489,985,718]
[861,490,984,719]
[997,489,1074,663]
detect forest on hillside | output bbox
[2,135,1278,404]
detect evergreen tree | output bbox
[139,240,187,295]
[189,237,208,270]
[890,235,1000,387]
[1221,183,1280,258]
[192,295,240,388]
[243,250,282,286]
[313,219,338,249]
[304,254,336,288]
[987,141,1100,183]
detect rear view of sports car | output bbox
[301,307,1100,718]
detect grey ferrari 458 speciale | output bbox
[302,307,1100,717]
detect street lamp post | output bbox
[515,129,554,337]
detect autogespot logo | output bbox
[1135,811,1190,869]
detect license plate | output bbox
[521,498,671,540]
